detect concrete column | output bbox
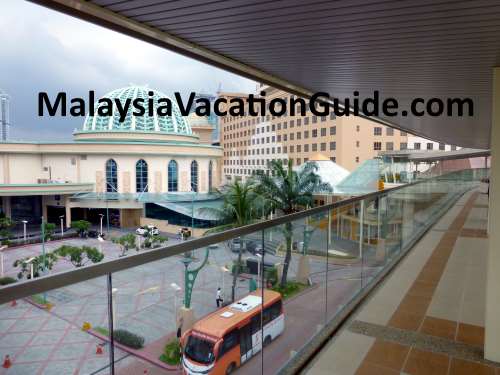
[65,202,72,228]
[485,67,500,361]
[1,197,11,217]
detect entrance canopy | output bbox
[30,0,500,149]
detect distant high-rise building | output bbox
[0,90,10,141]
[190,93,219,143]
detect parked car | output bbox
[230,237,243,253]
[136,225,160,236]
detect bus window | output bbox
[250,313,261,334]
[184,335,215,364]
[263,300,282,325]
[219,329,239,358]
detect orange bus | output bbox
[181,289,284,375]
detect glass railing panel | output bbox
[259,211,328,375]
[0,277,112,374]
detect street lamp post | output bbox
[98,235,104,254]
[256,254,262,289]
[0,245,7,277]
[220,266,229,297]
[59,215,64,238]
[41,217,47,304]
[99,214,104,236]
[22,220,27,242]
[170,282,182,322]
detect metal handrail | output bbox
[0,170,481,305]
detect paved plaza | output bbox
[0,229,377,374]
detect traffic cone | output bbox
[10,300,17,307]
[96,345,103,355]
[2,355,12,369]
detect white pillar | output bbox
[485,67,500,361]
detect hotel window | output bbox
[356,125,360,132]
[277,135,281,142]
[297,118,302,126]
[374,127,382,136]
[320,143,326,151]
[290,133,295,140]
[374,142,382,150]
[356,141,360,147]
[356,156,359,163]
[414,143,421,150]
[272,136,275,142]
[284,134,288,141]
[168,160,178,192]
[312,116,317,123]
[304,117,309,125]
[330,141,336,150]
[304,157,309,162]
[290,120,295,127]
[272,124,275,131]
[330,126,336,135]
[400,131,407,136]
[297,132,301,140]
[105,159,118,193]
[277,147,281,153]
[297,145,301,152]
[304,130,309,139]
[386,142,394,151]
[277,123,281,130]
[400,142,407,150]
[427,143,434,150]
[284,122,288,129]
[312,129,318,137]
[283,146,287,153]
[304,144,309,152]
[136,159,148,193]
[190,160,198,192]
[330,112,336,120]
[321,128,326,136]
[297,158,301,165]
[321,116,326,122]
[312,144,318,151]
[290,146,295,153]
[386,128,394,136]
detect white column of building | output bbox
[485,67,500,361]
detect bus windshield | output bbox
[184,335,215,364]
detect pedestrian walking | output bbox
[176,317,184,340]
[216,287,223,307]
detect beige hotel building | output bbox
[219,87,409,182]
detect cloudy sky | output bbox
[0,0,256,141]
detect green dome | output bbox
[82,86,192,134]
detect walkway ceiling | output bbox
[30,0,500,149]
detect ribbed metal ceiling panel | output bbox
[33,0,500,148]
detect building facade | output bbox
[219,87,409,182]
[0,86,222,230]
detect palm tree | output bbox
[256,160,331,288]
[201,179,264,301]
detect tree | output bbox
[256,160,331,287]
[144,234,168,249]
[71,220,91,238]
[0,215,13,245]
[112,233,136,256]
[43,223,56,241]
[201,179,264,301]
[13,253,58,279]
[55,245,104,267]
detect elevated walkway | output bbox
[305,189,496,374]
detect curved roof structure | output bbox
[296,155,350,192]
[82,86,192,135]
[37,0,500,149]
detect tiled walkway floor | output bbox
[305,190,499,375]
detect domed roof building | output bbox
[0,86,223,232]
[82,86,191,135]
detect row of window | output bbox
[222,111,336,128]
[223,142,337,160]
[223,125,337,142]
[223,155,340,173]
[105,159,213,193]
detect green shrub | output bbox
[0,276,16,285]
[159,339,181,365]
[94,326,109,336]
[271,281,307,299]
[71,220,91,237]
[113,329,145,349]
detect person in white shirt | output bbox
[216,287,223,307]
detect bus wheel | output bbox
[263,336,272,347]
[226,363,236,374]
